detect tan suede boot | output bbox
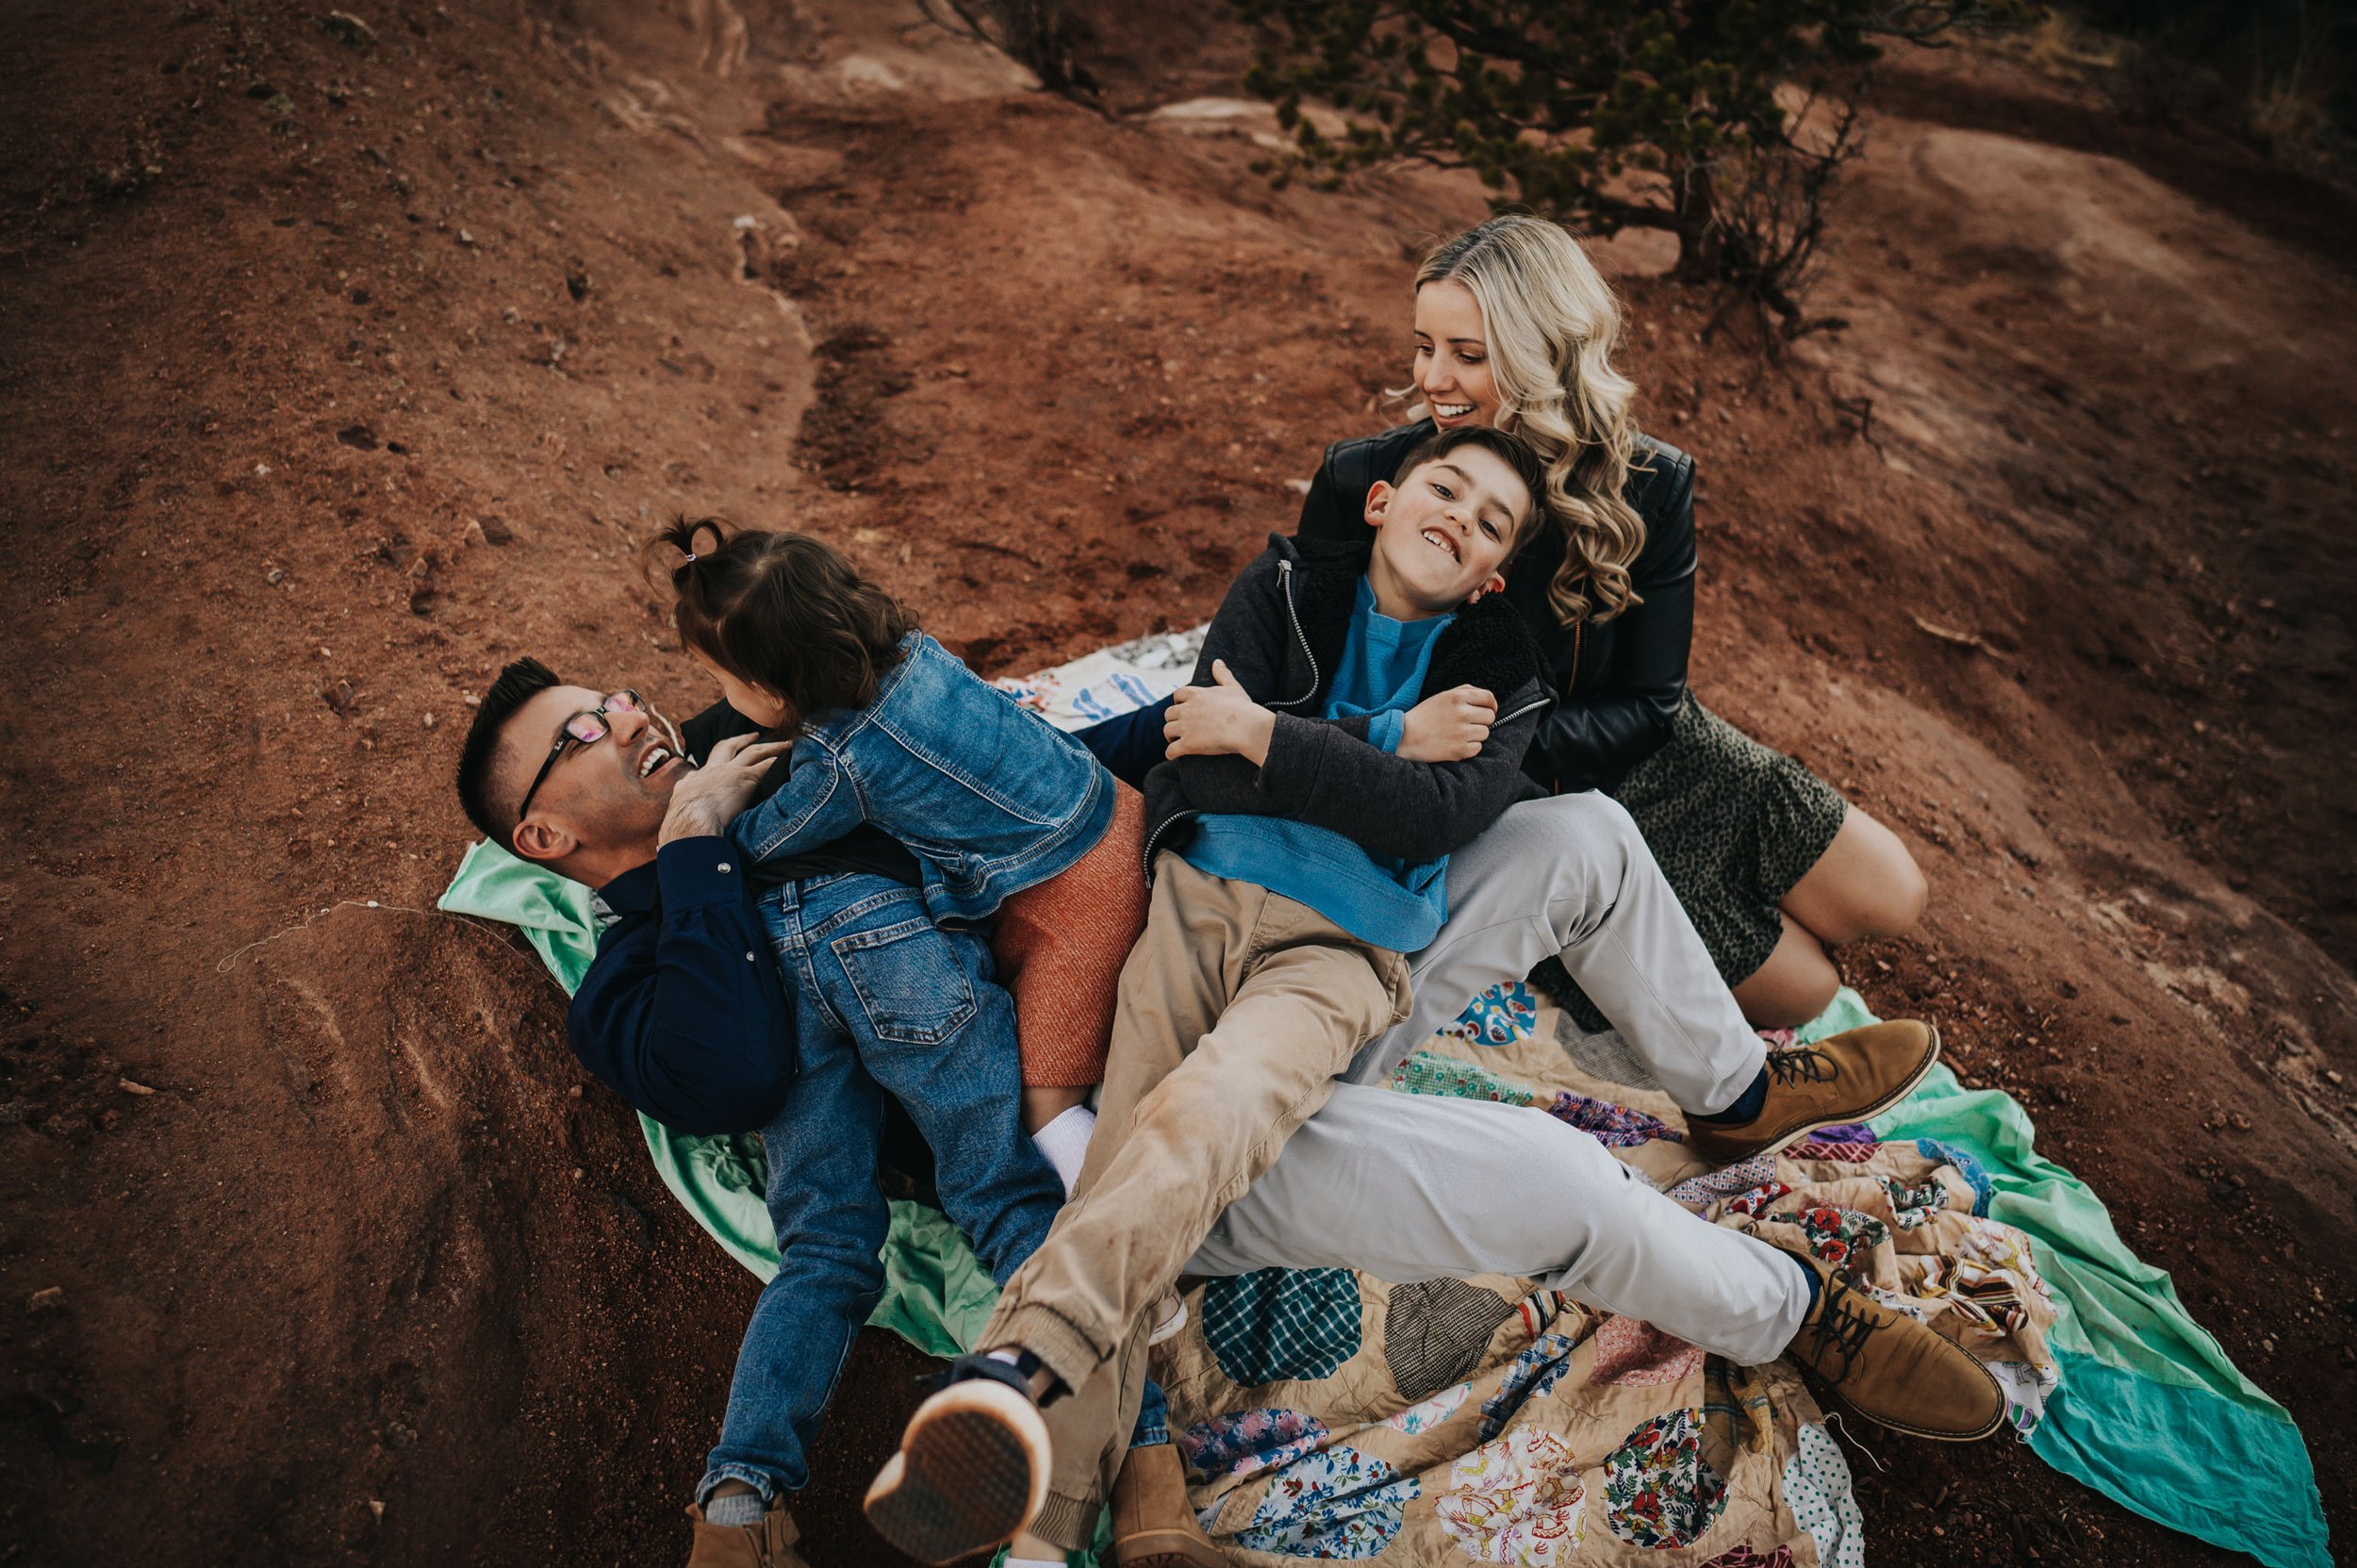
[1687,1020,1941,1165]
[1111,1442,1224,1568]
[684,1499,807,1568]
[1781,1249,2006,1441]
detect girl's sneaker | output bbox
[864,1356,1052,1565]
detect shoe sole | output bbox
[865,1379,1050,1565]
[1712,1024,1943,1164]
[1147,1293,1189,1347]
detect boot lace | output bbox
[1802,1272,1879,1383]
[1764,1046,1839,1090]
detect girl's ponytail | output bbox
[648,516,915,718]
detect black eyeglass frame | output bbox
[514,689,649,826]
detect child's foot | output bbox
[1110,1440,1225,1567]
[865,1354,1053,1565]
[1687,1021,1940,1164]
[684,1495,806,1568]
[1778,1248,2005,1441]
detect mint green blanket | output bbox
[1833,986,2328,1568]
[441,839,2325,1567]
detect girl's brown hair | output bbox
[654,518,916,720]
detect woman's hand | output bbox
[659,733,792,844]
[1398,685,1495,762]
[1164,660,1277,766]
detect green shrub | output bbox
[1235,0,2036,336]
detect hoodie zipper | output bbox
[1139,807,1197,881]
[1497,693,1551,726]
[1273,557,1320,711]
[1146,555,1313,880]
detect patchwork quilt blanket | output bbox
[1152,993,2059,1567]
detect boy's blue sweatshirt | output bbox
[1178,579,1456,949]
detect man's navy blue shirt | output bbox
[565,837,796,1136]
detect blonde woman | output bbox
[1295,215,1927,1030]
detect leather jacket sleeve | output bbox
[1294,443,1362,542]
[1525,448,1696,793]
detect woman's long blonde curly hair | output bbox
[1414,217,1648,625]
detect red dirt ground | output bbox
[2,3,2351,1564]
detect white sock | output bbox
[1030,1104,1096,1197]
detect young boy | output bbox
[863,424,1561,1567]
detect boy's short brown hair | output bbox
[1391,424,1550,556]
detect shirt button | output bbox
[717,861,733,873]
[745,951,757,962]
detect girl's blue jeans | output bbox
[700,872,1163,1505]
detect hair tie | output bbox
[682,552,698,564]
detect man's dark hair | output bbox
[654,516,915,722]
[1392,424,1551,554]
[456,656,562,845]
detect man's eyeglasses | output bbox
[516,690,649,823]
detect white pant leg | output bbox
[1346,792,1764,1114]
[1190,1084,1808,1366]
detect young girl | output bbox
[655,519,1175,1568]
[660,518,1148,1168]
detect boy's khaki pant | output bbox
[977,853,1411,1547]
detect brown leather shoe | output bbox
[1687,1020,1941,1165]
[684,1498,807,1568]
[1781,1249,2005,1441]
[1111,1441,1223,1567]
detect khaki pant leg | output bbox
[988,859,1409,1545]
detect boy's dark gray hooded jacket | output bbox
[1141,533,1551,875]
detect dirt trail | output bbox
[1,3,2350,1564]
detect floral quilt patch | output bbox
[1179,1407,1329,1486]
[1236,1444,1420,1560]
[1771,1205,1892,1267]
[1545,1090,1681,1147]
[1442,981,1541,1047]
[1591,1315,1705,1388]
[1882,1173,1950,1230]
[1435,1428,1588,1566]
[1602,1408,1729,1548]
[1385,1381,1473,1435]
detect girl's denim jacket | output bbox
[729,631,1114,924]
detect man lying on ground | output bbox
[453,665,1186,1568]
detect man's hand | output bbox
[659,733,792,845]
[1398,685,1495,762]
[1164,660,1277,766]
